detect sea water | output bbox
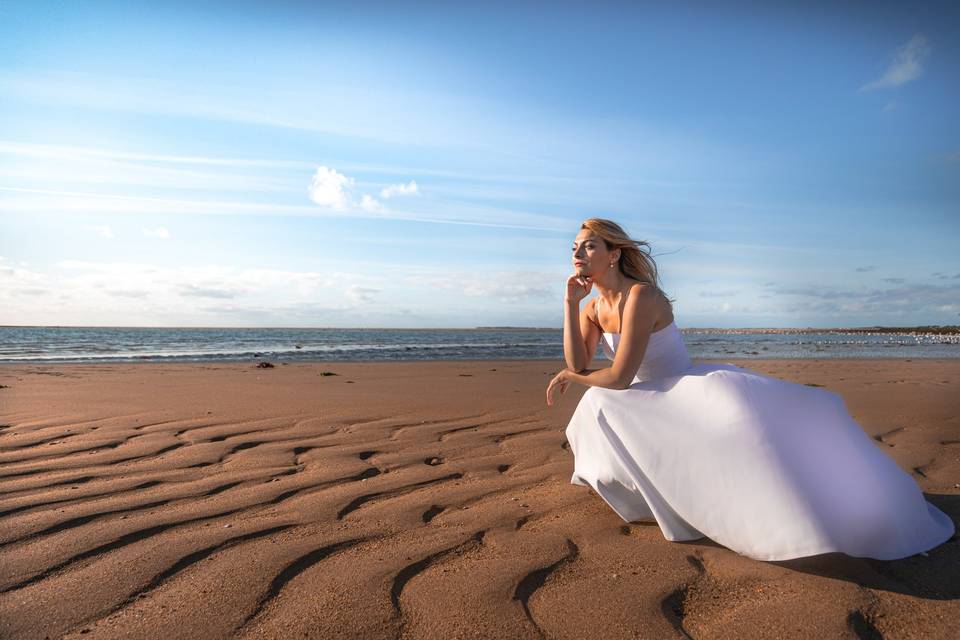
[0,326,957,364]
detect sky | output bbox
[0,0,958,329]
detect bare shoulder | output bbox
[626,281,657,301]
[622,282,657,316]
[624,281,668,329]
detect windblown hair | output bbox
[580,218,675,311]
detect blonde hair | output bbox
[580,218,675,311]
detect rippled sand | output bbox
[0,358,957,639]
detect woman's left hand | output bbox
[546,369,573,406]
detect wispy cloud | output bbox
[0,185,567,231]
[0,141,299,195]
[766,285,851,300]
[860,34,931,92]
[380,180,419,199]
[768,282,960,318]
[0,186,321,216]
[345,285,380,303]
[359,194,384,212]
[83,224,114,239]
[0,257,567,326]
[0,139,605,190]
[855,265,875,272]
[0,69,533,153]
[0,66,756,182]
[106,289,150,298]
[0,259,377,325]
[0,140,310,169]
[403,269,558,302]
[143,226,171,239]
[179,284,241,299]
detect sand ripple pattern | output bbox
[0,360,957,639]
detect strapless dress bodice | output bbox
[601,321,692,382]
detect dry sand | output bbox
[0,358,957,639]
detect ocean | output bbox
[0,326,957,364]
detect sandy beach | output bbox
[0,358,957,639]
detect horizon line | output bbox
[2,324,958,331]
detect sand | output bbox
[0,358,957,639]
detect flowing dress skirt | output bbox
[565,362,956,561]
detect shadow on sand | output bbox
[672,492,959,601]
[776,492,958,600]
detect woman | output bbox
[546,218,955,561]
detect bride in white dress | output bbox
[546,218,955,561]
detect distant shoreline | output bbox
[477,326,960,334]
[679,326,960,335]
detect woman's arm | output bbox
[563,298,589,371]
[562,366,625,390]
[563,271,602,371]
[563,299,600,371]
[559,285,657,391]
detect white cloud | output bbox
[768,282,960,315]
[0,259,392,325]
[380,180,419,199]
[345,285,381,303]
[0,257,49,291]
[105,289,150,298]
[860,34,931,92]
[143,226,170,239]
[403,269,559,302]
[305,167,432,219]
[306,166,397,214]
[83,224,114,238]
[359,194,384,212]
[179,283,241,299]
[307,166,354,210]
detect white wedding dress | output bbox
[565,320,955,561]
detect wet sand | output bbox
[0,358,957,639]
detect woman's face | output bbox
[572,231,613,276]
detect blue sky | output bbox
[0,0,957,328]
